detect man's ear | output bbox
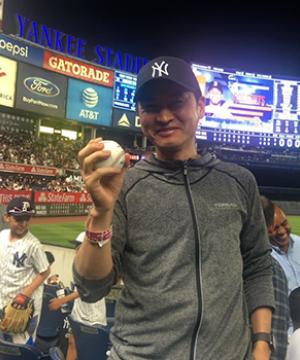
[3,214,10,223]
[197,96,205,121]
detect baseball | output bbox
[94,140,125,169]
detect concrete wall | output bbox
[43,244,76,287]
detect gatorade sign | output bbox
[44,51,114,87]
[0,33,44,66]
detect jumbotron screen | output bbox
[192,63,300,149]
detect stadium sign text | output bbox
[24,77,60,97]
[44,51,113,87]
[0,33,44,66]
[14,14,148,74]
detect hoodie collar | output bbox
[135,151,220,175]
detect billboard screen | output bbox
[113,71,136,111]
[15,62,67,117]
[192,63,300,149]
[0,55,17,107]
[0,33,44,66]
[111,108,141,132]
[66,78,113,126]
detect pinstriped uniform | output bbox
[0,228,49,343]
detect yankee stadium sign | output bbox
[7,13,148,74]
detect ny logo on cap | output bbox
[152,61,169,78]
[22,201,31,212]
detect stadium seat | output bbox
[35,284,69,354]
[0,336,65,360]
[105,298,116,319]
[68,316,110,360]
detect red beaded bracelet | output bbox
[85,227,112,247]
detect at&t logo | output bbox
[80,87,99,120]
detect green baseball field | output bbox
[29,215,300,249]
[30,217,85,248]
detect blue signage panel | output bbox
[113,71,137,111]
[15,62,67,117]
[111,108,141,132]
[66,78,113,126]
[0,33,44,67]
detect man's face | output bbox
[137,83,204,160]
[4,214,31,238]
[208,87,223,105]
[269,207,291,250]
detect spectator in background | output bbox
[45,251,55,267]
[286,287,300,359]
[49,232,107,360]
[261,195,290,360]
[205,80,233,119]
[269,205,300,294]
[0,203,8,231]
[0,197,50,344]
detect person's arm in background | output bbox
[49,291,79,311]
[22,267,50,298]
[251,308,273,360]
[240,171,275,360]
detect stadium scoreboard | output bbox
[192,63,300,149]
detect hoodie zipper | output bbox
[183,161,203,360]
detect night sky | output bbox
[4,1,300,79]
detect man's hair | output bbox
[45,251,55,265]
[260,195,275,228]
[289,286,300,325]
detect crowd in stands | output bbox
[211,144,300,169]
[0,174,85,192]
[2,130,299,196]
[0,132,83,170]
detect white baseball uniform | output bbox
[0,229,49,343]
[71,294,107,327]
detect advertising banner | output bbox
[0,161,58,176]
[0,33,44,66]
[34,191,92,216]
[15,62,67,117]
[0,55,17,107]
[111,108,141,132]
[34,191,92,204]
[0,190,32,205]
[113,70,136,111]
[44,51,114,87]
[0,0,3,31]
[66,78,113,126]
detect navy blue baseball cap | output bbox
[6,197,35,216]
[134,56,202,101]
[208,80,223,93]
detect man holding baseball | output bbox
[0,197,50,344]
[73,56,275,359]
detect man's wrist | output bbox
[85,227,112,247]
[89,206,113,217]
[252,332,275,352]
[87,207,113,232]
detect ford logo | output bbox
[24,77,60,97]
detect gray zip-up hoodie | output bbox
[74,152,275,360]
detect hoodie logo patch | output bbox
[213,203,239,210]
